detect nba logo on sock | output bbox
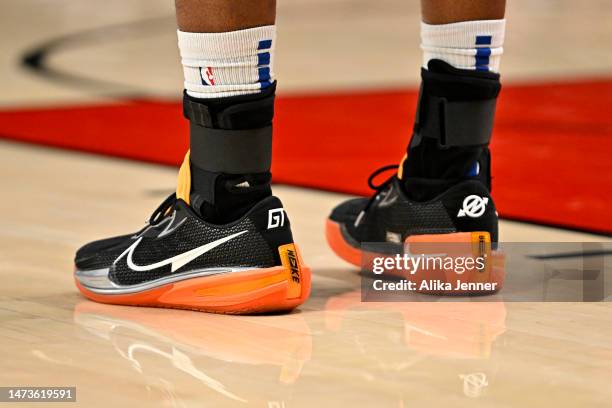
[200,67,215,86]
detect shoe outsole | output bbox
[325,219,505,295]
[75,245,311,315]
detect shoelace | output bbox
[354,164,399,227]
[148,193,177,225]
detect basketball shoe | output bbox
[326,61,503,292]
[325,165,498,266]
[74,153,311,314]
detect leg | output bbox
[421,0,505,24]
[176,0,278,222]
[73,0,311,314]
[327,0,506,294]
[175,0,276,32]
[403,0,506,195]
[178,0,276,223]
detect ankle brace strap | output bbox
[414,90,497,147]
[190,124,272,174]
[412,61,501,149]
[184,84,275,174]
[183,83,275,130]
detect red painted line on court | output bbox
[1,80,610,234]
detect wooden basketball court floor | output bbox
[1,1,611,407]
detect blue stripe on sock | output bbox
[475,47,491,70]
[476,35,492,45]
[475,55,490,65]
[260,80,272,89]
[476,48,492,57]
[257,52,271,66]
[258,67,271,82]
[258,39,272,50]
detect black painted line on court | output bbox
[20,16,174,98]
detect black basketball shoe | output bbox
[325,165,498,267]
[74,157,310,314]
[326,60,504,293]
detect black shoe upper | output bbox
[330,60,501,247]
[75,194,294,286]
[330,175,498,246]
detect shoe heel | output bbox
[405,232,505,295]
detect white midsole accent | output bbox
[75,266,254,295]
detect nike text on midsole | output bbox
[75,266,256,295]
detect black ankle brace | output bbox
[402,60,501,200]
[183,83,276,222]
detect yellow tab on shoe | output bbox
[176,150,191,205]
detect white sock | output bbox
[421,19,505,72]
[178,25,276,99]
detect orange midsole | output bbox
[75,245,311,314]
[325,219,505,294]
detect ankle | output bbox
[183,87,276,223]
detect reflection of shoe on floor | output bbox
[322,292,506,399]
[74,153,311,314]
[324,291,506,359]
[73,301,312,385]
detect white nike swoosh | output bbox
[114,230,248,273]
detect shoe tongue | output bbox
[177,155,235,222]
